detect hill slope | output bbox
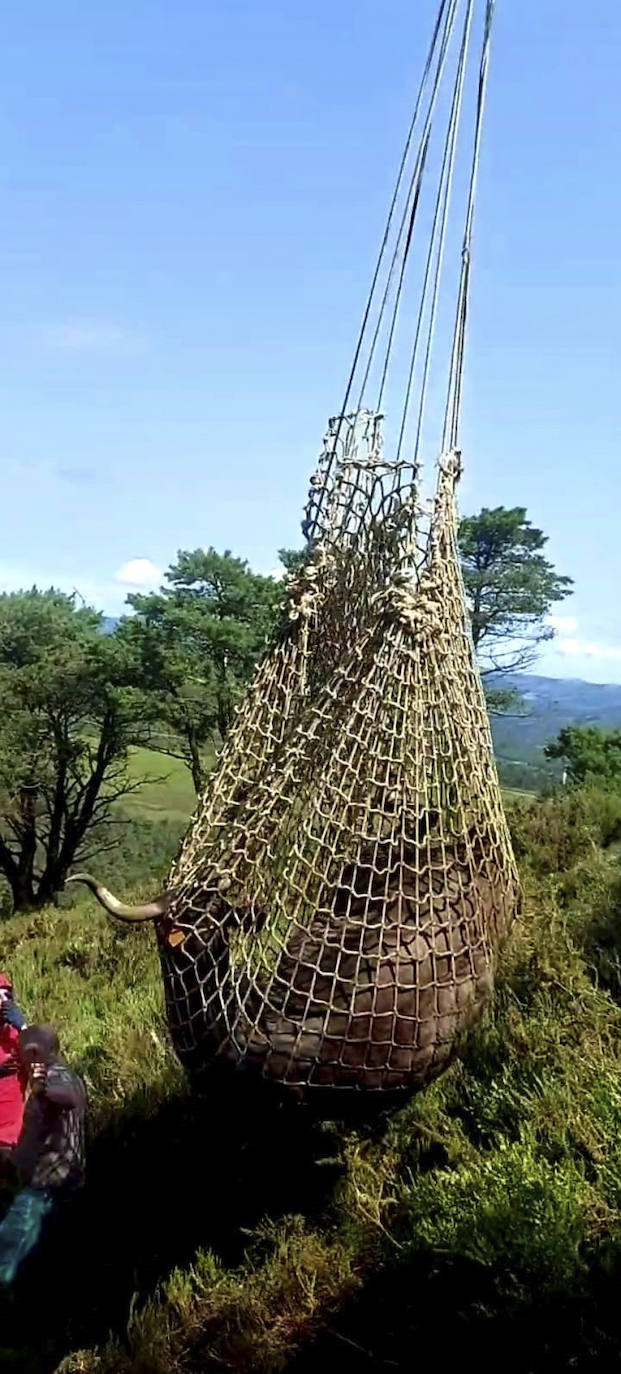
[101,613,621,789]
[490,674,621,788]
[3,791,621,1373]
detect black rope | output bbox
[305,0,453,543]
[443,0,496,453]
[306,0,497,543]
[405,0,476,471]
[364,126,431,415]
[342,0,453,420]
[358,0,462,412]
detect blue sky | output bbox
[1,0,620,683]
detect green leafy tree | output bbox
[544,726,621,789]
[458,507,573,678]
[124,550,283,794]
[0,590,151,912]
[277,548,307,577]
[281,506,572,708]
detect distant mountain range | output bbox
[101,616,621,788]
[489,674,621,788]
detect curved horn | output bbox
[67,874,171,923]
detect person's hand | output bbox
[1,1001,23,1030]
[30,1062,47,1093]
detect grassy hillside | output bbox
[120,744,532,829]
[96,749,534,910]
[97,636,621,789]
[124,747,198,821]
[490,673,621,789]
[1,788,621,1371]
[122,668,621,815]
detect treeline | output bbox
[0,506,585,913]
[0,550,283,913]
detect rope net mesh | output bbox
[164,415,519,1095]
[157,0,520,1096]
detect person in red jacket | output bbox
[0,974,27,1163]
[0,1024,86,1287]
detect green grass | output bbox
[122,747,198,821]
[117,739,535,828]
[122,749,532,825]
[3,787,621,1373]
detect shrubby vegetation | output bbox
[545,725,621,789]
[0,783,620,1373]
[1,511,617,1372]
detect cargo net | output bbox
[157,0,520,1097]
[163,411,520,1096]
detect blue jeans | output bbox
[0,1185,56,1287]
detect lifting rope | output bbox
[80,0,520,1101]
[160,0,520,1099]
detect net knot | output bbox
[436,448,462,481]
[286,547,335,624]
[373,576,443,636]
[288,591,318,624]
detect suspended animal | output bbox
[72,0,520,1103]
[75,818,516,1098]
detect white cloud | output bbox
[556,637,621,662]
[114,559,161,588]
[0,561,122,611]
[545,614,579,635]
[266,567,286,581]
[545,613,621,663]
[41,321,145,355]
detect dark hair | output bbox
[19,1024,60,1063]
